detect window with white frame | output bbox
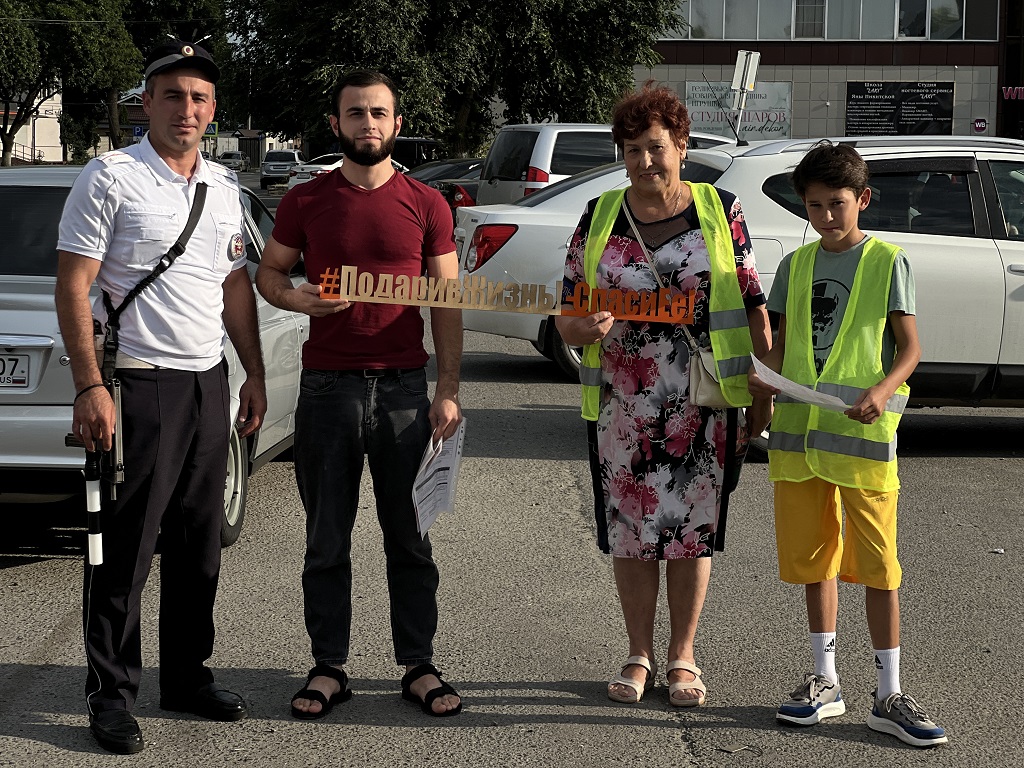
[795,0,826,36]
[669,0,996,40]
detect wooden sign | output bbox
[319,266,695,324]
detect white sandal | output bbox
[607,655,657,703]
[667,660,707,707]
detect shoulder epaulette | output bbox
[97,150,134,166]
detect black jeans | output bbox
[294,367,438,666]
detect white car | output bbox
[0,167,309,545]
[286,153,345,190]
[287,154,411,190]
[475,123,734,206]
[456,136,1024,417]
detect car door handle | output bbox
[1009,264,1024,275]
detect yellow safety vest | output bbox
[767,237,909,491]
[578,183,754,420]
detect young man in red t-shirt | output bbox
[256,70,463,719]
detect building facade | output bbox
[636,0,1018,140]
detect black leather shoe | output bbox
[90,710,144,754]
[160,682,248,721]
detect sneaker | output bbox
[776,673,846,725]
[867,690,948,747]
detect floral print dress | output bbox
[563,187,765,560]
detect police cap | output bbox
[144,39,220,84]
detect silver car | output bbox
[261,149,306,189]
[0,166,308,545]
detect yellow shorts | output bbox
[774,478,902,590]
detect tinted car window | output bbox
[765,169,976,236]
[408,159,482,183]
[266,151,298,162]
[550,132,618,176]
[1,187,70,277]
[990,160,1024,240]
[482,131,539,181]
[222,152,241,159]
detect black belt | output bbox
[342,367,421,378]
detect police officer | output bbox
[54,38,267,754]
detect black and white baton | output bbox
[83,449,103,565]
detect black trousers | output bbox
[83,364,229,715]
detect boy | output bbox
[748,141,947,747]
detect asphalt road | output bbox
[1,328,1022,767]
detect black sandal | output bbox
[400,663,463,717]
[290,664,353,720]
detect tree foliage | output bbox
[223,0,681,156]
[0,0,139,164]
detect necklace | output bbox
[634,186,683,247]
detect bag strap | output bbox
[620,194,701,354]
[100,182,209,382]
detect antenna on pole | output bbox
[729,50,760,147]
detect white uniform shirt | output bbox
[57,135,247,370]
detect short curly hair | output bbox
[611,81,691,149]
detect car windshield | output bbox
[266,151,297,162]
[223,152,241,159]
[0,186,71,277]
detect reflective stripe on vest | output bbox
[577,184,754,420]
[579,190,626,420]
[767,237,908,491]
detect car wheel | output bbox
[221,426,249,547]
[549,324,583,381]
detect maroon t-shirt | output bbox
[272,169,455,370]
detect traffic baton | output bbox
[84,449,103,565]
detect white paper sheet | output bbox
[412,418,466,538]
[750,355,853,413]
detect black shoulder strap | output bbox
[100,182,209,382]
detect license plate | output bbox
[297,173,310,179]
[0,354,29,387]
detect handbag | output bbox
[620,198,729,408]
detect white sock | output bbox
[811,632,838,684]
[874,646,901,699]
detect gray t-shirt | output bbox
[767,237,915,375]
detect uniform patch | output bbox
[230,233,244,258]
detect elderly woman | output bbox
[555,83,772,706]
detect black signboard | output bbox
[845,82,954,135]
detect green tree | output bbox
[0,0,139,165]
[224,0,680,156]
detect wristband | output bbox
[74,383,107,403]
